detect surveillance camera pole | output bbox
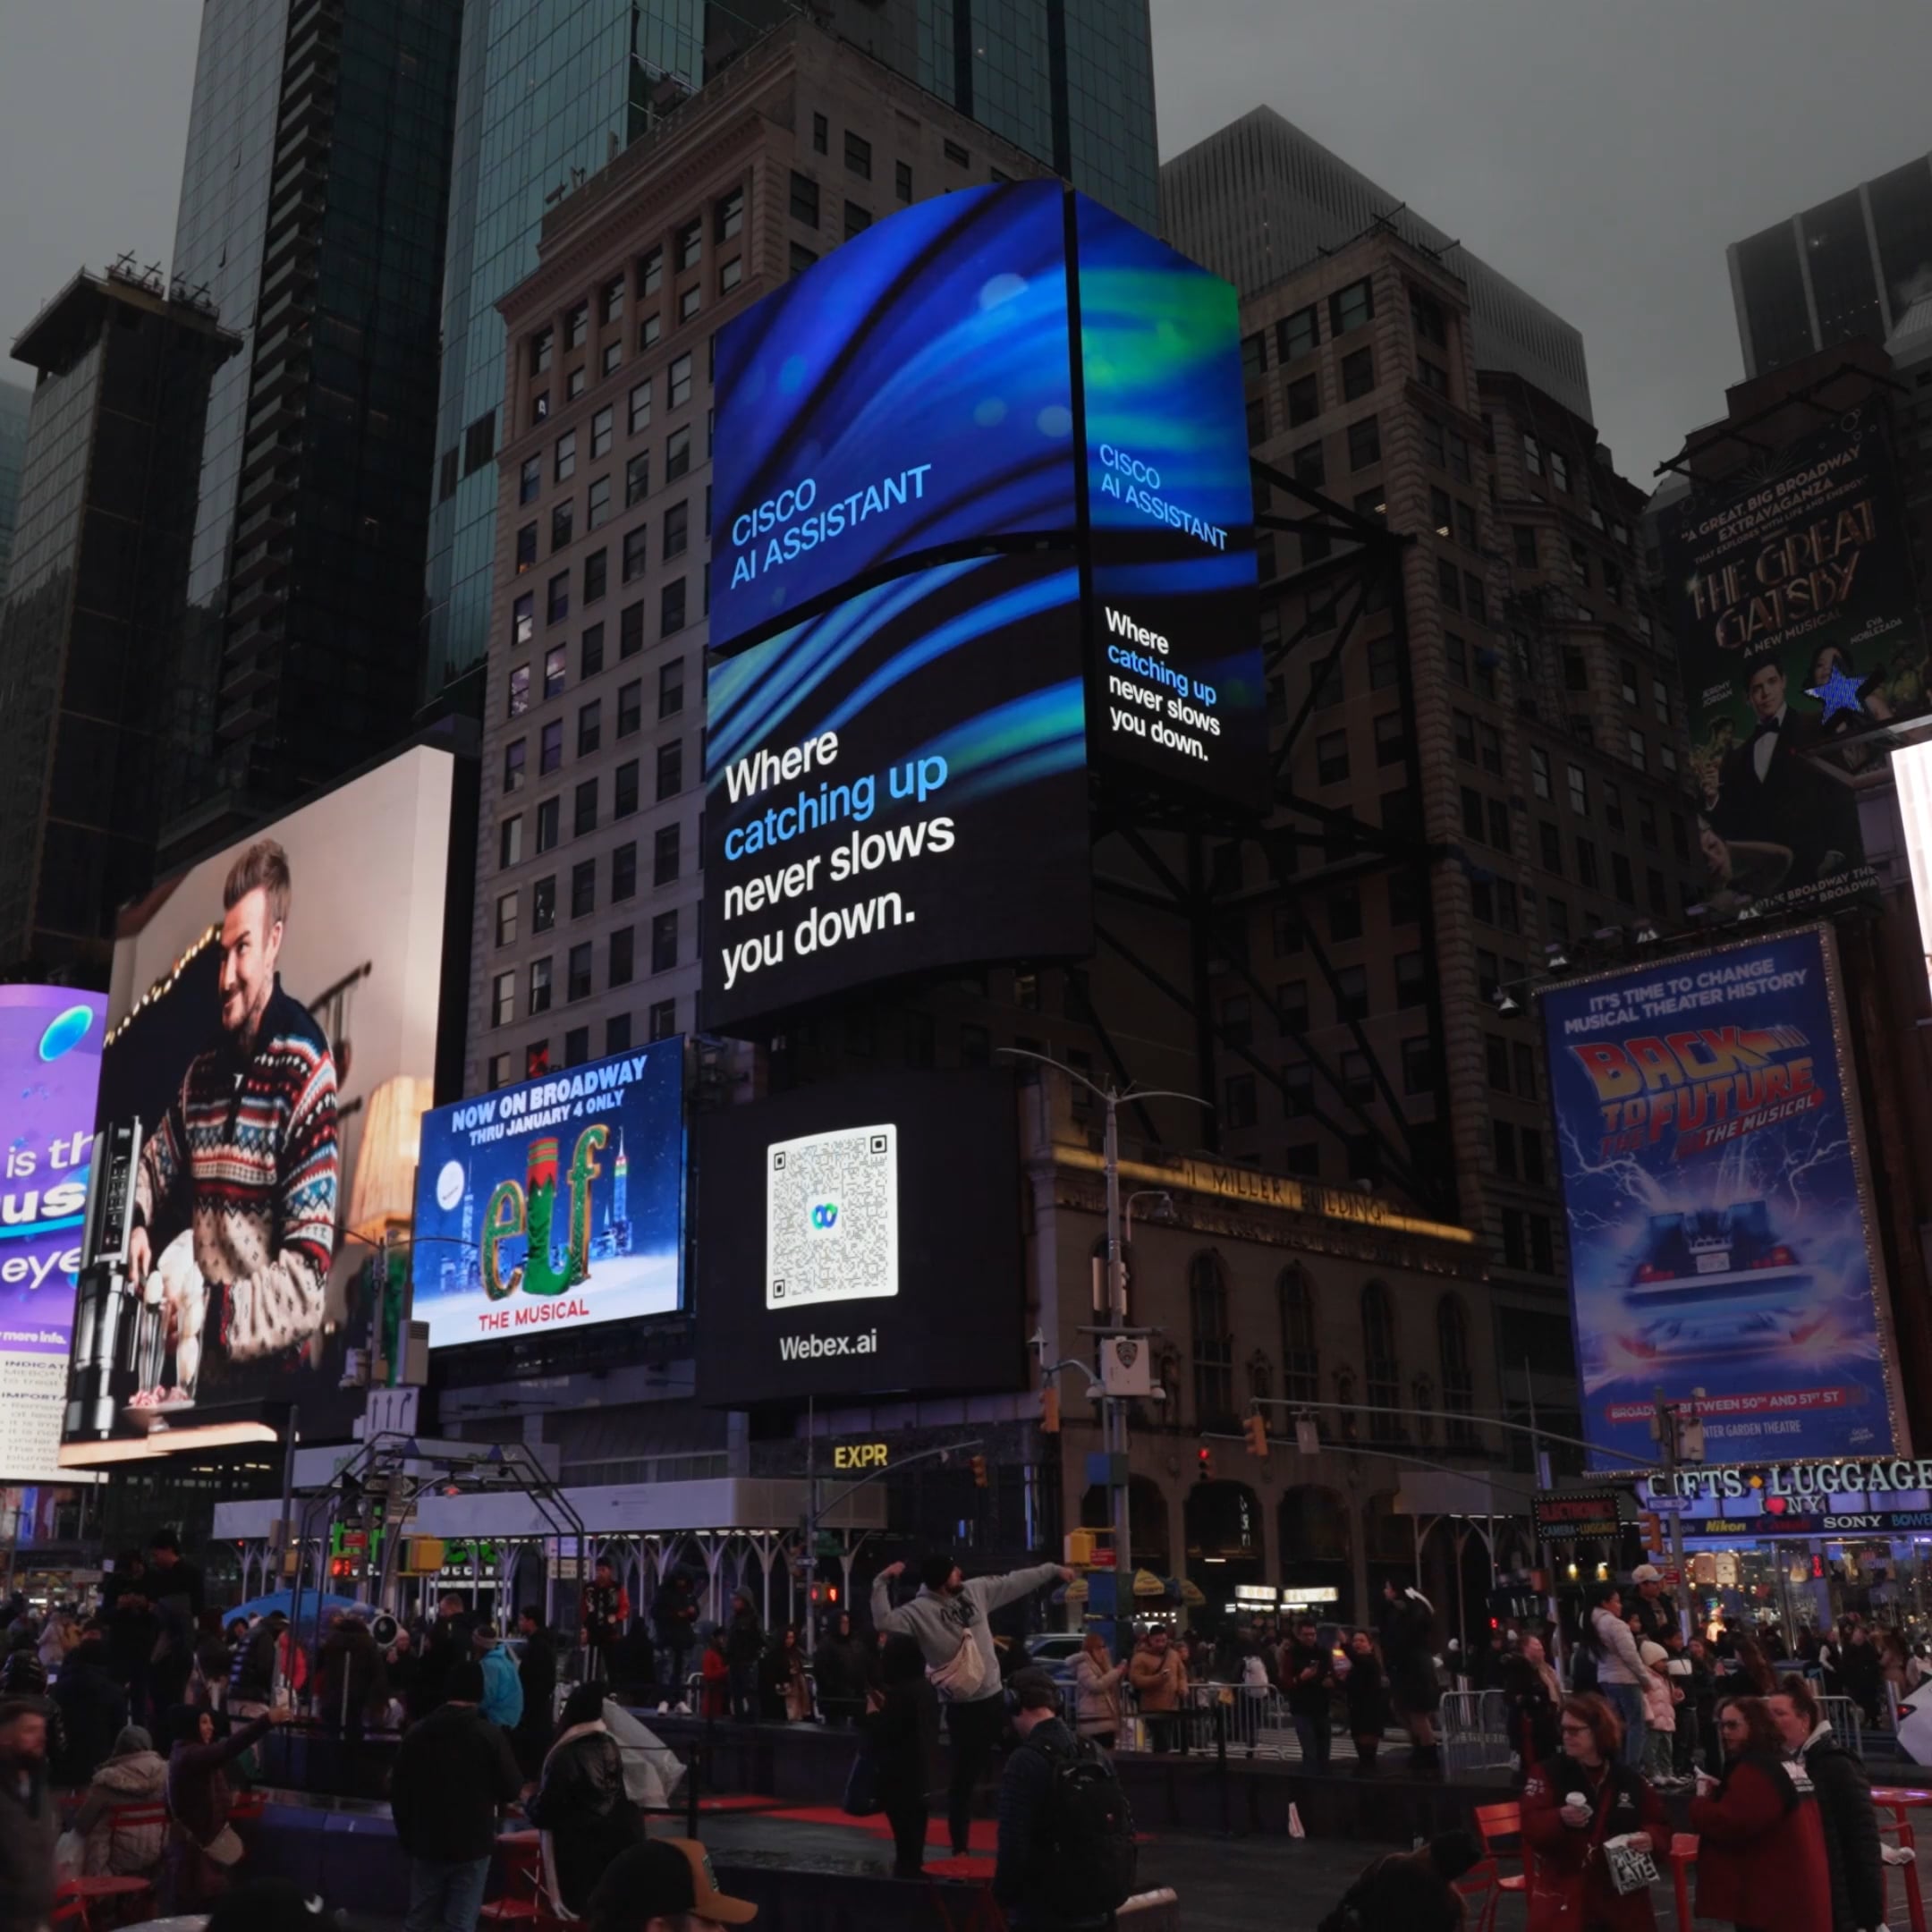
[999,1048,1208,1654]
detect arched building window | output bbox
[1438,1294,1475,1446]
[1190,1251,1234,1431]
[1278,1265,1319,1406]
[1361,1281,1400,1442]
[1248,1351,1273,1408]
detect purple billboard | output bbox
[1539,927,1902,1470]
[0,988,106,1479]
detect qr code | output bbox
[766,1123,898,1309]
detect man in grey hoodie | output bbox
[872,1553,1072,1859]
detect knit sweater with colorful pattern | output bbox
[135,979,339,1363]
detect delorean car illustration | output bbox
[1615,1201,1818,1359]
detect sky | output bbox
[0,0,1928,482]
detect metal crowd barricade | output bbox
[1820,1693,1864,1760]
[1439,1688,1514,1779]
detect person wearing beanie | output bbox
[871,1552,1073,1859]
[584,1837,756,1929]
[73,1722,169,1877]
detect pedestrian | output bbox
[864,1633,937,1877]
[390,1657,523,1932]
[1635,1636,1680,1786]
[1628,1565,1677,1645]
[106,1563,157,1724]
[1282,1618,1336,1773]
[419,1593,474,1714]
[778,1627,812,1723]
[1520,1692,1666,1931]
[1343,1630,1388,1774]
[724,1592,763,1722]
[606,1618,657,1704]
[1072,1632,1126,1750]
[1127,1627,1189,1755]
[1583,1585,1648,1771]
[1836,1624,1884,1729]
[33,1613,78,1678]
[72,1724,169,1879]
[1500,1631,1562,1775]
[582,1837,757,1931]
[993,1670,1136,1931]
[869,1554,1072,1860]
[1378,1581,1441,1771]
[527,1683,646,1916]
[189,1609,234,1708]
[1317,1831,1479,1932]
[514,1606,557,1776]
[1727,1635,1778,1699]
[1878,1629,1912,1714]
[1688,1694,1833,1932]
[470,1623,522,1733]
[144,1530,205,1719]
[47,1620,127,1788]
[811,1614,870,1727]
[317,1614,388,1740]
[1682,1636,1718,1775]
[0,1657,64,1784]
[649,1573,699,1703]
[699,1631,729,1719]
[0,1699,57,1932]
[1766,1675,1884,1932]
[165,1702,290,1911]
[580,1558,630,1686]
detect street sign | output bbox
[1532,1489,1623,1543]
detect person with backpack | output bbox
[994,1670,1136,1931]
[871,1554,1072,1860]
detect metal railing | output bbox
[1439,1689,1514,1778]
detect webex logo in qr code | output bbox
[766,1123,899,1309]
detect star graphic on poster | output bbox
[1807,665,1868,724]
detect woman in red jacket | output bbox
[1689,1695,1832,1932]
[1521,1692,1669,1931]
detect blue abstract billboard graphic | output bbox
[1540,928,1898,1469]
[702,553,1092,1029]
[0,987,105,1479]
[709,182,1078,650]
[412,1044,684,1349]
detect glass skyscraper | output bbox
[0,380,32,607]
[423,0,1158,695]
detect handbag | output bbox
[1602,1837,1659,1895]
[927,1630,993,1702]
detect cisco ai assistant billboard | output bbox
[1540,927,1901,1469]
[708,181,1263,817]
[411,1043,683,1349]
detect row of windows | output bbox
[486,997,679,1090]
[504,662,684,791]
[490,908,682,1030]
[507,640,682,730]
[494,825,684,947]
[1221,1030,1433,1131]
[496,742,685,869]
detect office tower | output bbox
[424,0,1158,700]
[166,0,462,838]
[0,380,30,605]
[1729,153,1932,377]
[469,14,1055,1088]
[1228,228,1699,1442]
[1160,106,1593,424]
[0,265,238,975]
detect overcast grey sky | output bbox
[1,0,1928,481]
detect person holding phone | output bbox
[1520,1692,1667,1931]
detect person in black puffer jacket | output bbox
[47,1626,126,1788]
[1768,1675,1884,1932]
[527,1683,645,1916]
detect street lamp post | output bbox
[999,1049,1208,1652]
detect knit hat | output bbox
[919,1553,960,1592]
[113,1725,153,1757]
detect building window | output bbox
[582,548,606,605]
[1330,275,1375,335]
[1224,1072,1257,1130]
[571,859,596,919]
[1189,1253,1234,1430]
[651,911,678,974]
[1347,415,1380,469]
[567,943,593,1003]
[503,738,526,794]
[577,699,602,758]
[535,797,560,852]
[574,778,597,837]
[648,997,676,1041]
[790,170,819,226]
[658,657,685,716]
[555,429,576,482]
[529,956,554,1015]
[499,815,524,869]
[895,159,913,202]
[1276,303,1318,362]
[844,130,872,178]
[617,680,642,737]
[661,577,687,635]
[665,426,691,480]
[491,970,516,1029]
[654,823,681,886]
[587,476,611,532]
[1438,1296,1476,1445]
[1277,1267,1318,1404]
[1361,1281,1400,1441]
[811,112,828,154]
[495,891,519,948]
[668,352,692,409]
[657,739,683,799]
[674,218,701,273]
[1341,346,1375,401]
[539,719,563,775]
[1286,373,1318,428]
[663,499,689,559]
[612,841,637,901]
[1566,761,1588,816]
[625,452,649,508]
[1336,964,1369,1022]
[609,926,635,988]
[622,525,648,583]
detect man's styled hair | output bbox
[224,840,292,929]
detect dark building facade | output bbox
[423,0,1158,699]
[1729,152,1932,377]
[165,0,462,848]
[0,266,238,976]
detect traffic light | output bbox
[1197,1445,1216,1482]
[1638,1512,1665,1557]
[970,1454,988,1488]
[1040,1385,1062,1434]
[1242,1413,1268,1459]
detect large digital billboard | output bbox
[709,182,1079,650]
[1075,195,1266,811]
[1659,402,1926,919]
[0,990,105,1480]
[1539,927,1902,1470]
[707,182,1266,830]
[701,552,1093,1031]
[695,1069,1024,1405]
[62,747,455,1456]
[411,1042,684,1350]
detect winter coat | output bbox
[870,1565,1062,1707]
[724,1606,765,1669]
[166,1713,273,1909]
[1127,1644,1188,1714]
[1073,1651,1126,1738]
[1499,1653,1560,1769]
[1637,1643,1674,1735]
[1343,1652,1388,1738]
[1282,1639,1334,1721]
[0,1758,57,1932]
[1794,1723,1885,1932]
[48,1644,128,1788]
[1521,1751,1667,1932]
[811,1633,870,1711]
[862,1673,937,1792]
[316,1622,388,1728]
[994,1716,1117,1930]
[1688,1750,1833,1932]
[73,1748,168,1877]
[1380,1592,1439,1716]
[477,1644,523,1732]
[527,1724,645,1914]
[1589,1606,1647,1689]
[699,1648,729,1719]
[390,1703,523,1864]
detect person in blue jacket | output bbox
[472,1623,524,1733]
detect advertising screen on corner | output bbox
[696,1071,1023,1406]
